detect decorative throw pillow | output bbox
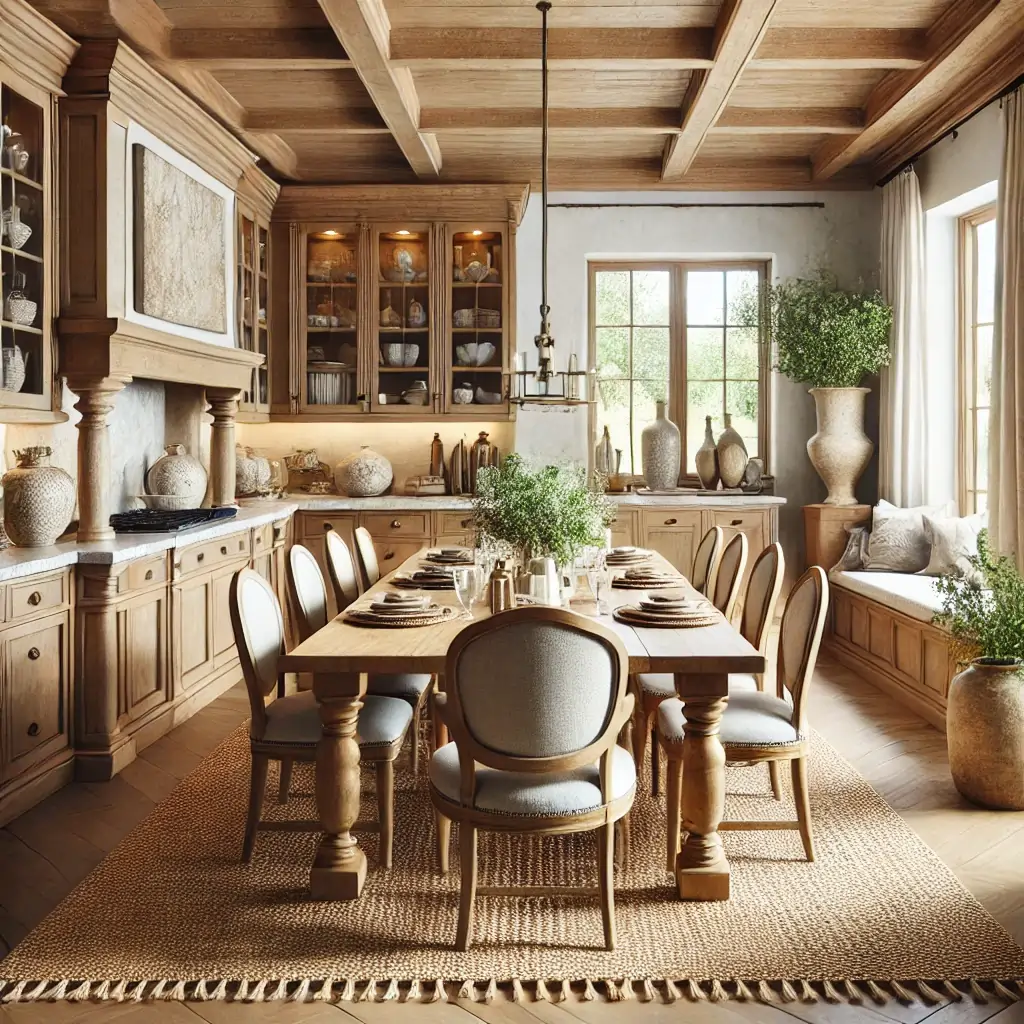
[920,513,986,582]
[833,524,870,571]
[864,499,958,573]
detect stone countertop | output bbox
[284,492,785,511]
[0,502,298,584]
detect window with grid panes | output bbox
[590,263,767,480]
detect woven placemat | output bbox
[613,606,719,628]
[345,606,455,628]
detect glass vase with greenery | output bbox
[934,530,1024,665]
[741,270,893,388]
[473,454,615,567]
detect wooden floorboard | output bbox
[2,657,1024,1021]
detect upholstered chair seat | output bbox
[429,743,636,817]
[636,671,758,699]
[369,673,433,701]
[264,690,413,749]
[657,691,801,750]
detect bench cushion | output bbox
[829,570,945,623]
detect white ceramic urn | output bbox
[335,445,393,497]
[146,444,207,507]
[806,387,873,506]
[2,446,75,547]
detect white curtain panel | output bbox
[989,88,1024,570]
[879,167,929,508]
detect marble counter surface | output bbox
[0,503,298,584]
[284,492,785,511]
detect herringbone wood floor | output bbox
[2,655,1024,1024]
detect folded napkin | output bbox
[370,594,431,614]
[638,594,711,614]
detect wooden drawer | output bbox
[437,511,474,536]
[707,509,768,552]
[298,513,356,542]
[120,554,169,593]
[251,523,273,557]
[361,512,430,539]
[640,509,703,576]
[177,532,251,577]
[270,517,290,548]
[372,539,425,575]
[8,572,69,623]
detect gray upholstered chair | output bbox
[353,525,381,590]
[429,607,636,951]
[324,528,435,774]
[632,524,727,793]
[658,566,829,871]
[279,550,413,867]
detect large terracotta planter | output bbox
[806,387,873,506]
[947,658,1024,810]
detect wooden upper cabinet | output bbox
[0,8,75,423]
[269,184,528,422]
[235,205,270,420]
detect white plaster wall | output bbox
[513,190,883,565]
[917,103,1003,210]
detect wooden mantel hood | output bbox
[57,318,262,392]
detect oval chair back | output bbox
[288,542,329,641]
[325,528,360,611]
[445,607,631,777]
[229,567,285,741]
[691,525,723,597]
[711,531,748,621]
[777,566,830,735]
[354,525,381,589]
[740,542,785,655]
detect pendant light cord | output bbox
[538,0,551,328]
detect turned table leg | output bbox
[674,672,730,901]
[311,675,367,900]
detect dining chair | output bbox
[353,525,380,589]
[428,607,636,951]
[658,566,829,871]
[279,550,413,867]
[631,524,727,793]
[324,528,436,774]
[710,531,748,623]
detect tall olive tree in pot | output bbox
[755,271,893,506]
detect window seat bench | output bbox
[825,569,958,732]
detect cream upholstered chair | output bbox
[710,531,748,623]
[658,566,829,871]
[281,549,413,867]
[632,524,726,793]
[324,528,435,774]
[353,525,381,589]
[429,607,636,951]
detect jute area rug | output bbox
[2,725,1024,1008]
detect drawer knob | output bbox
[197,552,205,563]
[664,518,677,526]
[323,521,332,531]
[145,569,154,581]
[27,722,39,737]
[390,519,401,529]
[731,519,743,526]
[27,591,41,606]
[384,550,395,561]
[221,545,228,555]
[27,647,40,661]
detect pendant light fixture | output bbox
[511,0,591,406]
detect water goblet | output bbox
[454,566,479,620]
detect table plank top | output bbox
[279,546,764,676]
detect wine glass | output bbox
[587,556,610,616]
[454,567,480,620]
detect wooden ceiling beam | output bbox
[316,0,441,177]
[750,28,925,70]
[812,0,1024,180]
[421,107,681,131]
[713,107,864,134]
[662,0,779,181]
[170,28,350,70]
[245,108,390,132]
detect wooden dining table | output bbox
[279,547,764,904]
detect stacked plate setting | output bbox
[612,566,685,589]
[604,546,654,568]
[345,592,454,628]
[423,548,475,566]
[612,592,719,628]
[391,567,456,590]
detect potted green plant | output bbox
[473,454,615,569]
[934,530,1024,810]
[751,271,893,506]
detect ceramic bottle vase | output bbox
[716,413,749,489]
[146,443,208,506]
[641,400,681,491]
[595,426,614,476]
[806,387,873,506]
[695,415,720,490]
[947,658,1024,810]
[2,446,75,547]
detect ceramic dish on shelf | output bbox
[455,341,496,367]
[401,382,429,406]
[453,383,474,405]
[381,342,419,367]
[307,345,326,361]
[307,314,329,327]
[464,261,489,283]
[474,386,503,405]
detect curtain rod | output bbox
[877,73,1024,189]
[549,202,826,209]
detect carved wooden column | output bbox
[66,375,130,542]
[206,387,241,507]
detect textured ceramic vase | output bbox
[146,444,207,506]
[2,446,75,547]
[695,415,720,490]
[807,387,873,506]
[335,445,393,497]
[641,401,681,491]
[235,445,272,497]
[947,658,1024,810]
[716,413,748,489]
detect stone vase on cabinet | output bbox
[2,446,75,547]
[641,400,680,491]
[716,413,749,489]
[695,415,720,490]
[806,387,873,506]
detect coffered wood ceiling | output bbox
[31,0,1024,189]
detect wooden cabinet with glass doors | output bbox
[236,207,270,419]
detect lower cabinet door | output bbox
[641,510,703,576]
[212,564,242,669]
[175,575,214,693]
[122,588,170,722]
[2,611,71,783]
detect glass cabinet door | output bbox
[375,227,431,413]
[449,227,506,412]
[1,84,46,401]
[256,224,268,409]
[237,212,255,407]
[304,229,359,410]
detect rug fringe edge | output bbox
[1,978,1021,1005]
